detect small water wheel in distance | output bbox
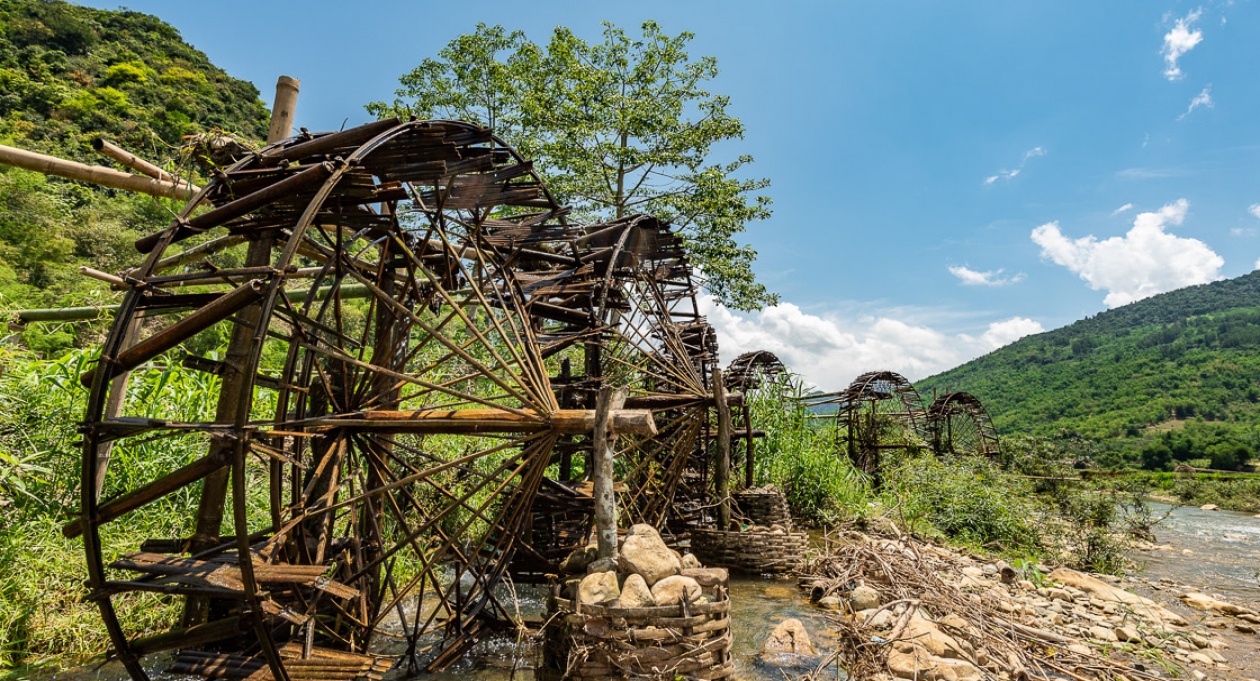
[71,118,657,680]
[927,391,1001,458]
[808,370,928,485]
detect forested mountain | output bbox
[917,271,1260,468]
[0,0,268,351]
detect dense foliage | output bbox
[369,22,775,310]
[0,0,268,352]
[918,271,1260,469]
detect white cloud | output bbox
[1031,199,1224,308]
[948,265,1026,287]
[1162,8,1204,80]
[699,296,1043,389]
[1111,203,1134,215]
[1255,257,1260,270]
[1177,85,1213,120]
[1249,203,1260,220]
[1232,227,1257,237]
[983,146,1045,186]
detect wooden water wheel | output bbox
[69,118,714,680]
[68,119,690,675]
[808,370,928,485]
[723,350,787,489]
[927,391,1000,457]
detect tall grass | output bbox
[0,347,250,669]
[748,374,870,524]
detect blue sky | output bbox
[80,1,1260,389]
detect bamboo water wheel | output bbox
[723,350,787,489]
[808,370,928,485]
[70,118,721,681]
[927,391,1000,458]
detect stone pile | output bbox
[544,524,734,680]
[797,529,1258,680]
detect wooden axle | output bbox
[307,407,657,436]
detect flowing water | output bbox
[21,503,1260,681]
[1132,502,1260,604]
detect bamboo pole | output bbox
[308,406,656,436]
[266,76,300,144]
[593,386,627,561]
[713,367,732,530]
[0,144,195,201]
[91,137,200,192]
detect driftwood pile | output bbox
[794,527,1234,681]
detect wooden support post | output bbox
[593,386,626,562]
[743,400,755,489]
[713,368,732,530]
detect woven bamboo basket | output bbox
[542,578,734,680]
[732,490,793,527]
[690,527,806,574]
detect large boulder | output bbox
[577,570,620,606]
[758,618,818,667]
[650,575,701,605]
[619,573,655,608]
[618,524,680,585]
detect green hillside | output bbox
[0,0,268,351]
[917,271,1260,469]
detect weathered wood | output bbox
[713,368,732,530]
[91,137,200,192]
[79,279,265,387]
[63,448,231,538]
[309,407,656,436]
[134,161,335,253]
[593,386,627,561]
[0,143,196,200]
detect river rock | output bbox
[1199,504,1219,511]
[560,543,598,574]
[1185,651,1214,666]
[865,608,895,629]
[817,596,842,611]
[759,617,818,661]
[619,573,655,608]
[1089,625,1117,642]
[1049,567,1187,626]
[618,523,680,585]
[587,557,617,574]
[1180,591,1256,617]
[887,641,981,681]
[577,570,620,605]
[651,574,701,605]
[681,567,728,586]
[680,552,702,569]
[849,584,882,611]
[904,612,971,659]
[1116,625,1142,643]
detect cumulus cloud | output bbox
[1249,203,1260,220]
[983,146,1046,186]
[699,295,1043,389]
[1177,86,1213,120]
[1162,8,1204,80]
[948,265,1026,287]
[1031,199,1224,308]
[1112,203,1134,215]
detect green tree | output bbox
[368,21,776,310]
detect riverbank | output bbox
[787,523,1260,680]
